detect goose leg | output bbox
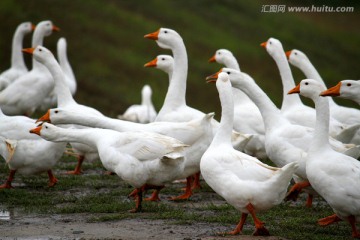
[145,185,164,202]
[47,170,58,187]
[348,215,360,238]
[247,203,270,236]
[66,155,84,175]
[285,181,311,202]
[129,188,143,213]
[318,214,342,226]
[219,212,248,235]
[305,194,313,208]
[169,176,193,200]
[191,171,202,190]
[0,170,16,189]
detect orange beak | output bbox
[52,25,60,32]
[260,41,267,48]
[144,58,157,67]
[208,55,216,63]
[144,29,160,40]
[320,82,342,97]
[22,47,35,55]
[206,69,222,83]
[285,51,292,60]
[31,24,36,31]
[288,83,301,94]
[29,125,42,136]
[36,110,51,123]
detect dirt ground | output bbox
[0,212,288,240]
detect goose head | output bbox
[206,68,245,88]
[320,80,360,100]
[285,49,310,67]
[34,20,60,37]
[288,79,325,100]
[22,45,55,65]
[29,122,60,141]
[36,108,71,124]
[260,37,284,58]
[208,49,234,64]
[144,55,174,74]
[18,21,35,34]
[144,28,182,50]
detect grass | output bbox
[0,154,355,239]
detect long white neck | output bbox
[211,82,234,147]
[161,40,187,109]
[41,56,76,107]
[309,94,331,153]
[32,29,48,70]
[57,38,76,95]
[273,51,303,110]
[47,127,97,148]
[297,59,337,107]
[231,75,288,131]
[11,27,27,70]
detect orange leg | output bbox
[318,214,342,226]
[129,187,143,213]
[0,170,16,189]
[169,176,193,200]
[47,170,58,187]
[219,213,248,235]
[305,194,313,208]
[145,186,164,202]
[191,171,202,190]
[246,203,270,236]
[66,155,84,175]
[348,215,360,238]
[285,181,311,202]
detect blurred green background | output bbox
[0,0,359,119]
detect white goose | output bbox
[286,49,360,143]
[209,49,267,160]
[321,79,360,106]
[37,107,214,201]
[0,108,66,188]
[30,123,188,213]
[208,68,360,207]
[0,20,59,116]
[0,22,34,90]
[144,28,251,199]
[39,37,77,111]
[261,38,347,138]
[117,84,157,123]
[26,45,102,175]
[201,72,298,236]
[288,79,360,239]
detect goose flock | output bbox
[0,21,359,238]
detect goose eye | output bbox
[269,41,272,45]
[161,58,165,61]
[55,110,58,113]
[164,30,168,34]
[305,82,309,85]
[218,52,221,55]
[45,126,48,129]
[294,52,298,55]
[347,83,352,87]
[47,23,50,26]
[39,49,42,52]
[227,72,231,75]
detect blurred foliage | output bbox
[0,0,359,118]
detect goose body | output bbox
[0,22,34,90]
[0,108,65,187]
[31,123,187,212]
[0,20,59,116]
[201,72,298,235]
[261,38,347,138]
[118,85,157,123]
[290,79,360,238]
[209,49,266,159]
[321,79,360,106]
